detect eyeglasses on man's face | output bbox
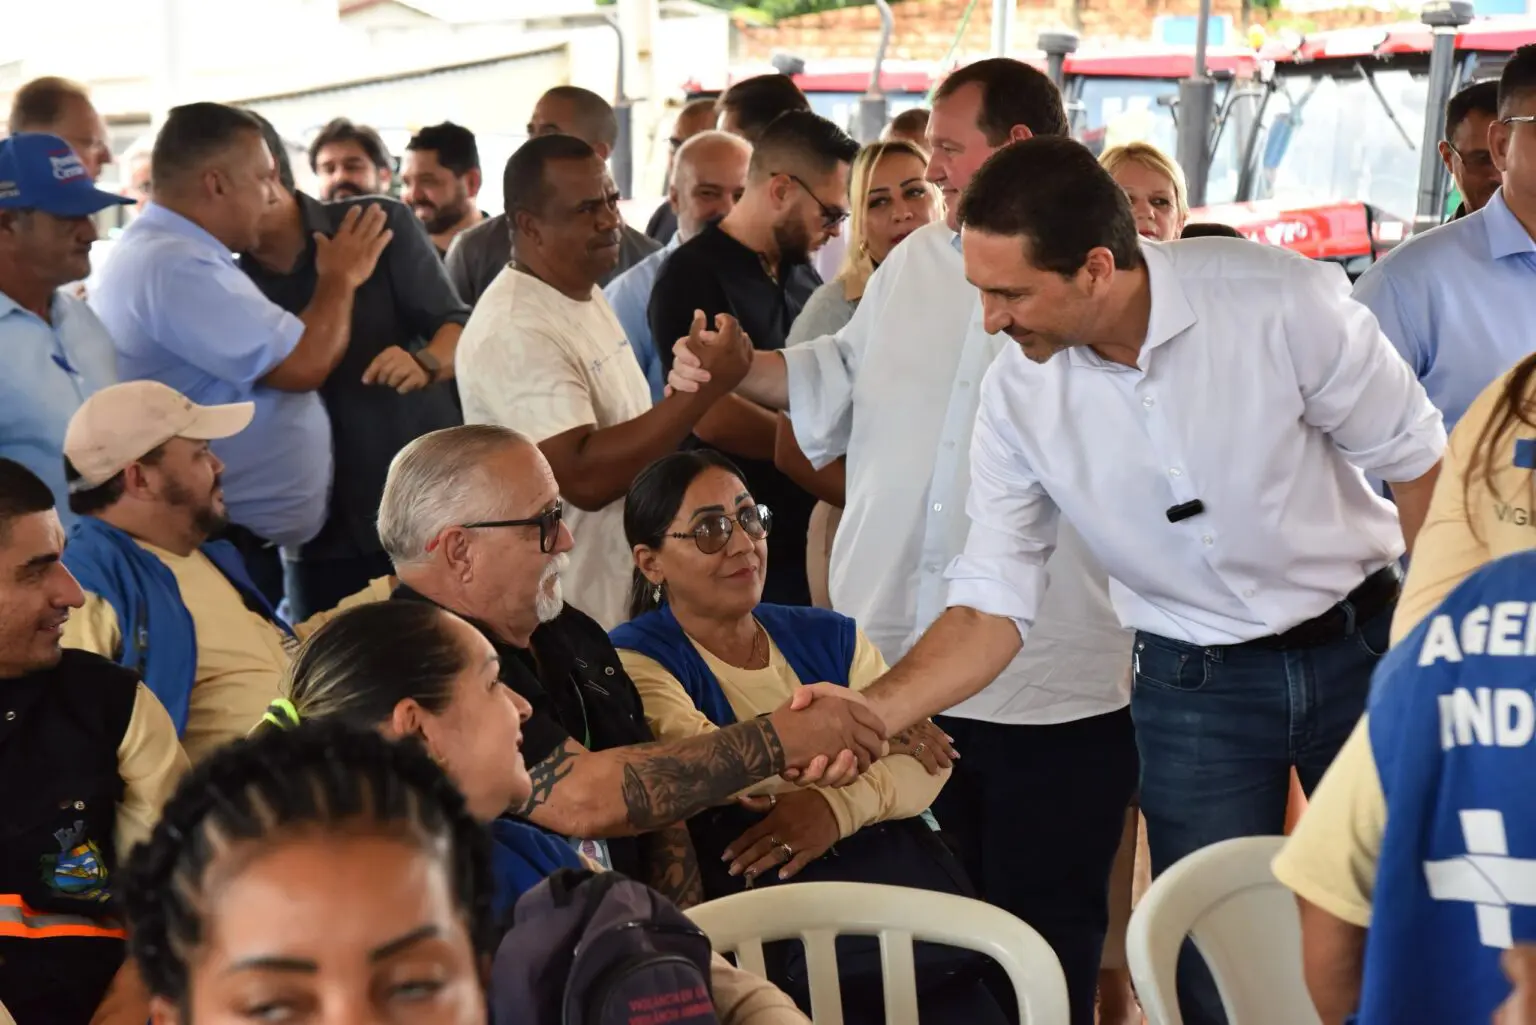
[1446,140,1497,172]
[459,500,566,554]
[777,172,849,230]
[668,504,773,555]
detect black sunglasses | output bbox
[668,505,773,555]
[461,500,565,554]
[779,172,849,230]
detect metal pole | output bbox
[605,12,633,198]
[1174,0,1216,207]
[1414,0,1474,233]
[1038,30,1079,91]
[856,0,895,143]
[991,0,1013,57]
[151,0,187,128]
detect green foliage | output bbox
[596,0,880,23]
[695,0,878,20]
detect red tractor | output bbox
[1192,12,1536,275]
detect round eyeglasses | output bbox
[667,505,773,555]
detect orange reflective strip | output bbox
[0,920,125,939]
[0,895,125,940]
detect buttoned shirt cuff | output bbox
[1351,411,1447,483]
[783,339,853,470]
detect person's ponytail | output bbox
[629,568,662,621]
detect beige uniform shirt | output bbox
[61,537,391,762]
[1394,366,1536,642]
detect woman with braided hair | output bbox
[261,599,808,1025]
[121,719,494,1023]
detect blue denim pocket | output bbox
[1354,605,1393,658]
[1133,635,1209,693]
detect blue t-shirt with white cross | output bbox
[1359,549,1536,1024]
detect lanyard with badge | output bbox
[562,662,616,870]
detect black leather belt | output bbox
[1238,565,1402,651]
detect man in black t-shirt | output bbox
[648,111,858,606]
[376,425,887,907]
[239,114,467,620]
[0,460,187,1025]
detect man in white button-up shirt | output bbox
[853,137,1445,1025]
[669,61,1136,1025]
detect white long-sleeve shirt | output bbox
[948,237,1446,648]
[784,222,1132,725]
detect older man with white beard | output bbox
[379,424,895,910]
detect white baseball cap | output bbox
[64,381,254,491]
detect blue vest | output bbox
[62,518,290,734]
[487,818,585,923]
[1357,551,1536,1024]
[609,604,857,726]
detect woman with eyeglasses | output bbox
[611,451,1003,1025]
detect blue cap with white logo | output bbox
[0,133,135,217]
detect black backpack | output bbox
[490,869,722,1025]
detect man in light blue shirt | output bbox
[603,131,749,402]
[0,133,132,522]
[92,102,388,602]
[1352,50,1536,433]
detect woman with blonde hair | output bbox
[1100,141,1189,242]
[790,139,940,345]
[785,139,940,606]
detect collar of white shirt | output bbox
[1067,241,1196,371]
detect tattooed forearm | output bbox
[513,739,580,816]
[644,822,705,908]
[510,720,786,837]
[620,717,787,832]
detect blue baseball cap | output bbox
[0,133,135,217]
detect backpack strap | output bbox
[545,867,598,908]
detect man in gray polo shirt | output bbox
[445,86,660,305]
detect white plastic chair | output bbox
[1127,835,1322,1025]
[685,881,1070,1025]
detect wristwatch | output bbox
[412,350,442,382]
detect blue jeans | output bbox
[1130,603,1392,1025]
